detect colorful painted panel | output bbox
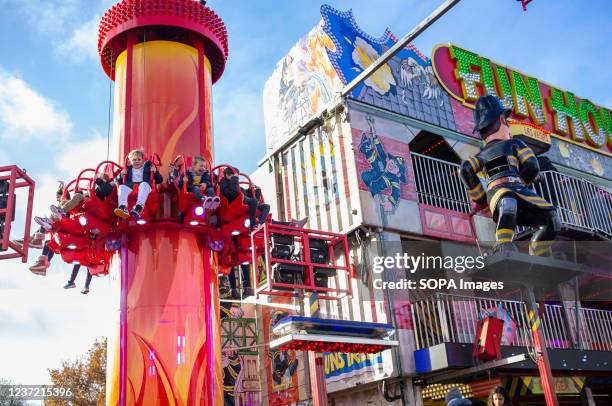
[548,138,611,179]
[262,305,300,406]
[353,115,417,214]
[419,205,476,243]
[320,5,457,133]
[220,302,261,406]
[263,21,344,151]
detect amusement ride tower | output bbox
[97,1,228,404]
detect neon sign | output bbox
[432,44,612,155]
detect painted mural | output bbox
[320,5,457,132]
[220,301,261,406]
[263,306,300,405]
[263,21,344,151]
[264,4,611,182]
[357,114,408,213]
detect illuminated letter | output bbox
[481,58,512,109]
[598,107,612,149]
[449,45,482,102]
[548,88,585,141]
[510,71,546,125]
[494,65,514,110]
[578,99,606,148]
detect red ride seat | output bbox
[51,218,87,237]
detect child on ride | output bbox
[28,175,116,274]
[93,172,115,201]
[219,167,269,230]
[34,182,86,231]
[178,156,220,209]
[50,172,114,218]
[115,149,163,219]
[63,265,93,294]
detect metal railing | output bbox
[503,171,611,239]
[530,171,612,238]
[411,293,612,351]
[409,155,612,238]
[410,152,471,214]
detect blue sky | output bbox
[0,0,611,386]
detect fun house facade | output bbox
[220,5,612,405]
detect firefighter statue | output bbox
[460,95,560,256]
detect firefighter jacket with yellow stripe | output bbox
[460,138,555,220]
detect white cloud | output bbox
[0,256,115,384]
[0,70,72,143]
[55,134,109,177]
[0,64,115,384]
[8,0,82,35]
[55,16,100,64]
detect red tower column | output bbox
[98,2,228,405]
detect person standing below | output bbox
[487,386,511,406]
[446,387,472,406]
[114,149,163,220]
[460,95,560,256]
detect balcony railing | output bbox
[410,153,612,239]
[528,171,612,239]
[411,293,612,352]
[410,152,470,214]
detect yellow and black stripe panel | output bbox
[508,155,519,169]
[529,240,554,256]
[468,183,486,201]
[517,147,536,163]
[495,228,515,243]
[527,309,541,333]
[467,157,481,173]
[489,188,553,213]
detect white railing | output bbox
[409,156,612,239]
[411,293,612,351]
[513,171,611,239]
[410,152,471,214]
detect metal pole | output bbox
[341,0,461,97]
[306,292,328,406]
[525,287,559,406]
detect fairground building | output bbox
[222,4,612,405]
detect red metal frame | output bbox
[251,222,354,300]
[0,165,35,262]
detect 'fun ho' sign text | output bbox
[432,44,612,155]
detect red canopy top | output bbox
[98,0,228,82]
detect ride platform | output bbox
[269,316,398,354]
[469,251,583,289]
